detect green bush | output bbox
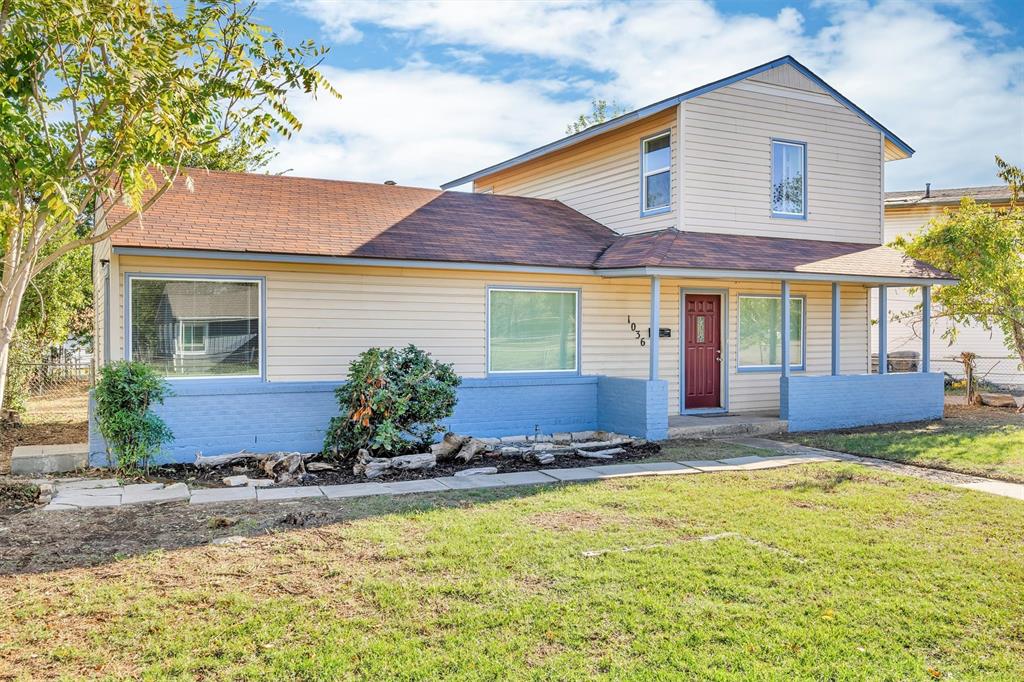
[93,361,173,474]
[324,345,461,458]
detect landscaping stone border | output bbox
[42,453,839,511]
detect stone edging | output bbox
[43,453,840,511]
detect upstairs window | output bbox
[771,140,806,218]
[641,132,671,214]
[128,276,262,379]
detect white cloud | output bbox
[287,0,1024,189]
[268,65,586,188]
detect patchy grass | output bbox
[781,406,1024,483]
[0,388,89,474]
[2,463,1023,679]
[658,438,770,461]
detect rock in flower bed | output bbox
[142,433,660,489]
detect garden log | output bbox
[431,433,469,460]
[454,438,489,463]
[390,453,436,470]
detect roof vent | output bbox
[925,182,931,198]
[384,180,397,186]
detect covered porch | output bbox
[626,266,946,430]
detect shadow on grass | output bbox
[0,482,596,576]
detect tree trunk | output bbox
[1012,322,1024,413]
[0,271,32,415]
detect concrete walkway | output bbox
[42,451,840,511]
[726,436,1024,501]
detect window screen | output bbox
[642,133,671,212]
[771,140,806,216]
[129,278,260,378]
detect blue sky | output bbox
[253,1,1023,192]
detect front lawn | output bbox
[2,462,1022,679]
[781,406,1024,483]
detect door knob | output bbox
[715,350,723,363]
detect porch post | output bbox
[780,280,791,377]
[878,286,888,375]
[649,276,660,381]
[831,282,841,376]
[921,285,932,373]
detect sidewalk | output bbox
[725,436,1024,501]
[41,451,841,511]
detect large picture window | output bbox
[641,132,671,214]
[737,295,804,370]
[488,288,578,373]
[771,140,806,218]
[128,276,261,378]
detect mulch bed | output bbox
[143,441,663,489]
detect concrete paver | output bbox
[320,482,391,499]
[190,487,258,504]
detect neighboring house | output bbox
[90,55,954,463]
[878,185,1021,388]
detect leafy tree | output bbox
[566,98,627,135]
[893,157,1024,404]
[324,345,461,458]
[0,0,339,412]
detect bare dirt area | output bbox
[0,485,531,575]
[943,403,1023,426]
[0,389,89,474]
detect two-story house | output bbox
[91,56,954,463]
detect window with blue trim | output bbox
[738,295,803,369]
[488,289,578,373]
[771,140,806,217]
[642,132,671,213]
[129,277,261,378]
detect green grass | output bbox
[782,410,1024,483]
[3,464,1023,679]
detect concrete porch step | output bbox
[666,417,787,440]
[11,443,89,475]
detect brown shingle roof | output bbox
[885,185,1011,207]
[595,229,951,279]
[107,169,952,281]
[107,169,618,269]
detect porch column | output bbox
[649,276,660,381]
[878,286,888,375]
[921,285,932,373]
[780,280,791,377]
[831,282,841,376]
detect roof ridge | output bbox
[178,167,442,194]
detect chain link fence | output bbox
[929,355,1024,393]
[11,361,94,398]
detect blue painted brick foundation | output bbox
[597,377,669,441]
[446,376,598,438]
[89,374,668,466]
[781,372,945,432]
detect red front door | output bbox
[684,294,722,409]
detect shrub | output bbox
[93,361,173,474]
[324,345,461,458]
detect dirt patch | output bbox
[777,469,872,494]
[0,388,89,474]
[142,441,663,489]
[0,487,542,575]
[0,482,39,513]
[528,510,610,532]
[943,404,1022,427]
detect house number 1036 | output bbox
[626,315,646,347]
